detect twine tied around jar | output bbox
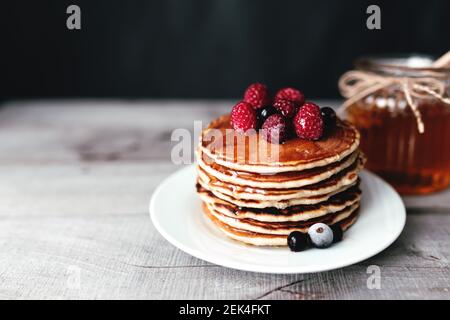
[338,70,450,134]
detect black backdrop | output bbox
[2,0,449,101]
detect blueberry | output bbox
[287,231,309,252]
[257,106,278,126]
[320,107,337,131]
[308,223,334,248]
[330,224,343,243]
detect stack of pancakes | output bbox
[196,114,364,246]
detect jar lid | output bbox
[356,54,450,78]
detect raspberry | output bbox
[261,114,287,144]
[243,83,271,109]
[230,102,257,133]
[293,102,323,140]
[273,99,298,118]
[275,87,305,106]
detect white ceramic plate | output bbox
[150,165,406,274]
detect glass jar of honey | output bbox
[340,55,450,195]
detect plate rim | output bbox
[150,165,406,274]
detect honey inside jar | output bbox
[341,56,450,195]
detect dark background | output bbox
[2,0,449,101]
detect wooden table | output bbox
[0,100,449,300]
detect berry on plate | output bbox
[243,83,271,109]
[308,223,334,248]
[287,231,309,252]
[273,99,298,118]
[274,87,305,106]
[330,224,343,243]
[261,114,287,144]
[293,102,324,140]
[231,102,257,133]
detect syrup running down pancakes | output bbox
[196,114,364,246]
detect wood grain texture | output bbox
[0,100,449,300]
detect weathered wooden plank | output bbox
[0,162,178,216]
[403,189,450,212]
[0,100,229,164]
[0,212,449,299]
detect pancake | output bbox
[200,114,360,174]
[197,149,362,189]
[196,113,364,246]
[198,184,361,222]
[198,177,357,209]
[206,202,359,235]
[203,202,360,246]
[197,155,364,201]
